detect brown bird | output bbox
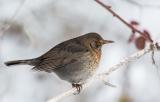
[4,32,114,93]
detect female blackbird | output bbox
[5,32,114,93]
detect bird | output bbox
[4,32,114,93]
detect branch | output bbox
[95,0,153,42]
[47,43,159,102]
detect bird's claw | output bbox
[72,83,82,95]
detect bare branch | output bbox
[95,0,153,43]
[47,43,160,102]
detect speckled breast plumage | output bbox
[54,49,101,84]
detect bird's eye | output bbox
[96,41,101,47]
[90,41,101,49]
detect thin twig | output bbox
[47,43,159,102]
[95,0,153,42]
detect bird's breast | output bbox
[88,49,101,71]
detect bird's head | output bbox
[79,32,114,50]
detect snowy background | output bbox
[0,0,160,102]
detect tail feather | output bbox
[5,59,33,66]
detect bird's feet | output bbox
[72,83,82,95]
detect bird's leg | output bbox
[72,83,82,94]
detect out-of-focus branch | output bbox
[0,0,26,62]
[47,43,160,102]
[125,0,160,8]
[95,0,153,43]
[0,0,26,37]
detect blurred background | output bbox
[0,0,160,102]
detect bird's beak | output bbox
[101,40,114,44]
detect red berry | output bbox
[135,36,146,50]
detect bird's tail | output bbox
[5,59,36,66]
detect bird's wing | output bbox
[32,40,89,72]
